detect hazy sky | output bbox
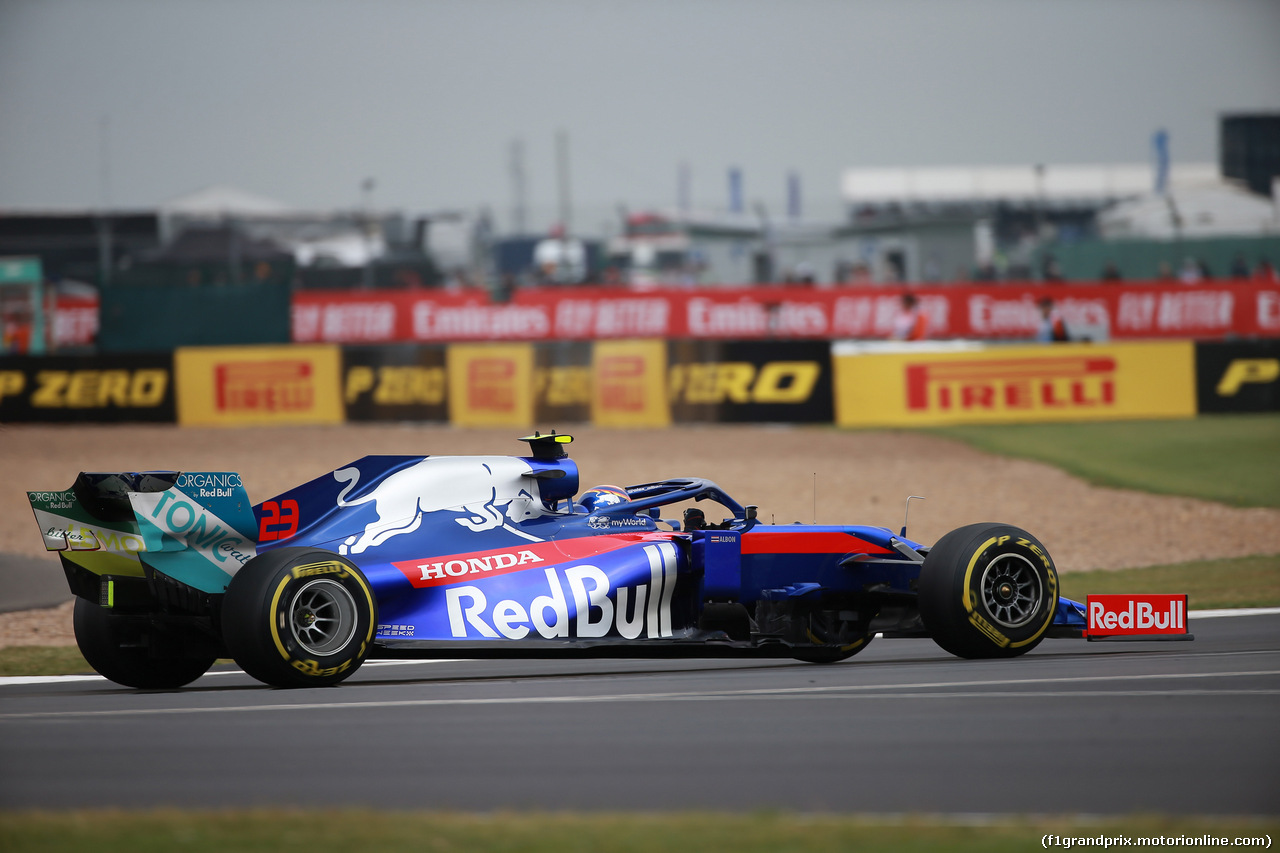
[2,0,1278,234]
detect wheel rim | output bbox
[979,553,1042,628]
[288,579,358,656]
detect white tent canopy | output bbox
[1097,181,1278,239]
[841,163,1219,206]
[158,185,390,266]
[160,185,302,218]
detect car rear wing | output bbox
[28,471,259,594]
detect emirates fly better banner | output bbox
[291,281,1280,343]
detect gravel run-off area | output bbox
[4,423,1279,648]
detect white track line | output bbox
[0,658,465,687]
[1,669,1277,721]
[1186,607,1280,619]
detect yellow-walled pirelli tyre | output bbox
[222,547,376,688]
[918,523,1059,660]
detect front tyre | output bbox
[74,598,216,689]
[919,523,1058,659]
[222,547,376,688]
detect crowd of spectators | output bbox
[1157,253,1277,284]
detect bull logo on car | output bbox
[334,456,547,555]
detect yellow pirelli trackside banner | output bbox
[833,341,1196,427]
[447,343,535,428]
[591,339,671,428]
[175,345,344,427]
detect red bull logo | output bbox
[445,543,677,640]
[905,356,1117,414]
[1086,594,1189,638]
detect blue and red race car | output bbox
[30,431,1140,689]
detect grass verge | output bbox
[0,645,90,677]
[1059,553,1280,610]
[0,810,1276,853]
[927,413,1280,508]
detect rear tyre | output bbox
[919,522,1058,659]
[73,598,215,689]
[222,547,376,688]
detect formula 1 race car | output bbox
[29,432,1099,689]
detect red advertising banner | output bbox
[51,297,99,348]
[290,281,1280,344]
[1,296,101,351]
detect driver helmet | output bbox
[683,507,707,531]
[579,484,629,512]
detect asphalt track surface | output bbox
[0,552,71,612]
[1,612,1277,816]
